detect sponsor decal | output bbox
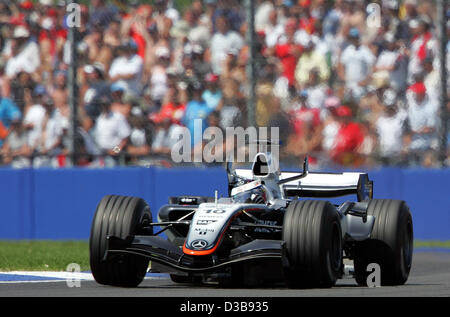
[197,220,217,225]
[230,180,262,197]
[190,239,208,250]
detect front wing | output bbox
[105,235,285,273]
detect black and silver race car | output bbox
[89,151,413,288]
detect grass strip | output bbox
[414,240,450,249]
[0,241,89,272]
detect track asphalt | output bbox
[0,252,449,297]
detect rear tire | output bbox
[353,199,413,286]
[282,200,343,288]
[89,195,152,287]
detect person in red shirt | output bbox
[289,90,321,137]
[270,17,303,87]
[330,105,365,166]
[153,86,186,125]
[298,0,316,35]
[286,90,322,164]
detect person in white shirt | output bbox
[109,41,143,97]
[33,98,67,168]
[5,26,40,79]
[375,89,407,165]
[373,33,408,93]
[422,56,440,103]
[404,82,438,164]
[94,97,131,165]
[23,86,47,151]
[338,28,376,99]
[255,0,274,33]
[210,15,244,74]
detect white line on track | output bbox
[0,271,168,283]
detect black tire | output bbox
[282,200,343,288]
[353,199,413,286]
[89,195,152,287]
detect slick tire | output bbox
[282,200,343,288]
[89,195,152,287]
[354,199,413,286]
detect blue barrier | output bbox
[0,167,448,240]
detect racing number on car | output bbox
[205,209,226,214]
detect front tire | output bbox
[89,195,152,287]
[282,200,343,288]
[353,199,413,286]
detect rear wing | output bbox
[233,169,373,202]
[280,171,373,201]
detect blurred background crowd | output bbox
[0,0,448,169]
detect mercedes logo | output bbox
[191,239,208,250]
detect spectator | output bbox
[404,82,438,165]
[210,15,244,75]
[76,115,102,167]
[0,0,446,169]
[127,109,152,163]
[148,46,170,107]
[89,0,119,30]
[10,71,35,113]
[23,85,47,153]
[267,97,292,153]
[194,110,227,164]
[338,27,376,100]
[5,26,40,79]
[202,73,222,111]
[0,91,21,147]
[109,41,143,97]
[151,113,182,157]
[262,7,284,48]
[330,105,365,166]
[289,90,321,139]
[294,38,330,90]
[285,89,321,162]
[189,44,211,79]
[407,17,435,84]
[321,96,341,157]
[83,63,109,120]
[375,89,408,165]
[372,33,408,93]
[303,68,329,113]
[110,82,132,118]
[154,0,180,24]
[155,85,186,127]
[182,82,211,147]
[34,97,67,168]
[93,96,131,166]
[216,78,246,129]
[422,56,439,103]
[0,119,31,168]
[269,17,302,87]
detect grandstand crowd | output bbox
[0,0,448,169]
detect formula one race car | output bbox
[89,150,413,288]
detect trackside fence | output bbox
[0,167,448,240]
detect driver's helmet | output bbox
[233,186,267,204]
